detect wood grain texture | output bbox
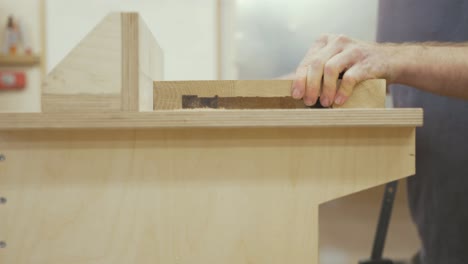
[0,127,415,264]
[42,94,121,112]
[0,55,40,67]
[154,79,385,109]
[121,13,139,111]
[138,15,164,112]
[42,13,122,96]
[334,79,386,108]
[0,109,422,130]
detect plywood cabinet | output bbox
[0,13,423,264]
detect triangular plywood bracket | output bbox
[42,12,163,112]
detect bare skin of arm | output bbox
[291,34,468,107]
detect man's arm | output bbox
[291,34,468,107]
[395,43,468,99]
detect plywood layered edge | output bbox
[0,108,422,130]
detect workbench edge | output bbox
[0,109,423,130]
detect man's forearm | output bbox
[393,43,468,99]
[291,35,468,106]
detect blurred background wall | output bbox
[46,0,218,80]
[230,0,378,79]
[0,0,44,112]
[45,0,379,80]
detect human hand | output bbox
[291,34,400,106]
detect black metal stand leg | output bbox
[359,180,399,264]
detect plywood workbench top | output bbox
[0,109,423,130]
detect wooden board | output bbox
[121,13,139,111]
[42,13,122,96]
[137,15,164,111]
[42,94,121,112]
[0,127,416,264]
[0,109,423,130]
[42,13,163,112]
[0,55,41,67]
[154,79,386,109]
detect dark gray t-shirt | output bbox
[377,1,468,263]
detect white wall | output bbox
[47,0,378,81]
[233,0,378,79]
[46,0,217,80]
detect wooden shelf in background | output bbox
[0,54,41,67]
